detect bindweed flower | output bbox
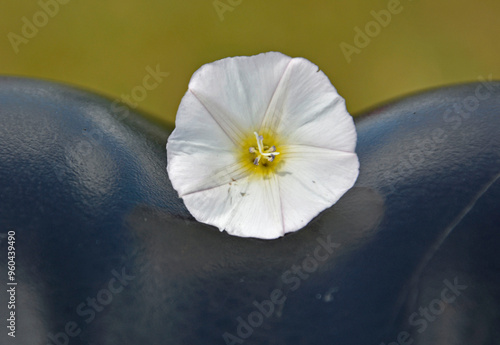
[167,52,359,239]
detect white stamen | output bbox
[251,132,280,166]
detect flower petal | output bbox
[182,174,285,239]
[188,52,293,144]
[260,57,356,152]
[167,92,250,196]
[277,145,359,233]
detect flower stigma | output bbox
[250,131,280,166]
[240,130,283,176]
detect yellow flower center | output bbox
[250,131,280,164]
[239,130,283,176]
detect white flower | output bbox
[167,52,359,239]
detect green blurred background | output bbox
[1,0,499,125]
